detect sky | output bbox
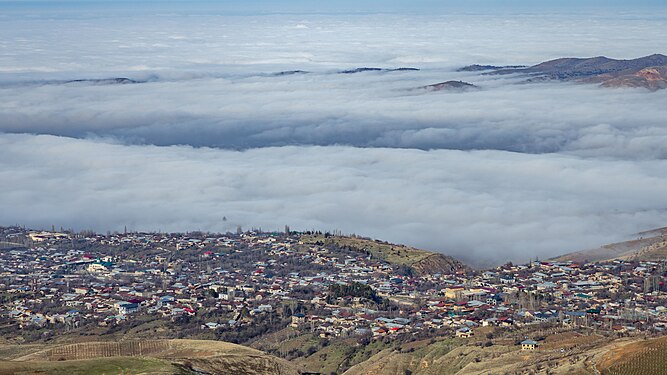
[2,1,666,12]
[1,1,666,266]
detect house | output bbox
[88,261,113,273]
[455,327,473,338]
[291,313,306,327]
[521,339,538,350]
[117,302,139,315]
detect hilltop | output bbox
[421,80,480,92]
[299,234,468,275]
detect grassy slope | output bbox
[0,344,48,360]
[249,328,394,374]
[343,331,638,375]
[297,338,359,375]
[0,357,184,375]
[300,235,433,265]
[249,328,322,357]
[1,339,299,375]
[343,338,464,375]
[299,235,466,275]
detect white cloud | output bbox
[1,134,666,266]
[2,72,667,159]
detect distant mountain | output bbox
[421,80,479,92]
[483,54,667,91]
[552,226,667,263]
[457,64,526,72]
[300,234,468,275]
[271,70,309,76]
[338,67,420,74]
[63,77,144,85]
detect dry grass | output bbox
[597,336,667,375]
[3,339,299,375]
[300,234,433,266]
[0,356,180,375]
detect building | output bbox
[291,313,306,327]
[455,327,473,338]
[88,261,113,273]
[117,302,140,315]
[521,339,538,350]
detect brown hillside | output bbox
[487,54,667,90]
[6,340,298,375]
[300,234,468,275]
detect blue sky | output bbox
[1,0,666,14]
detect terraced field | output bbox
[598,336,667,375]
[44,340,171,361]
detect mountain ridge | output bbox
[468,54,667,90]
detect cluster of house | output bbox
[1,226,666,347]
[283,261,667,342]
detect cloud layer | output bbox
[1,10,667,265]
[2,13,667,159]
[2,134,666,266]
[2,73,667,159]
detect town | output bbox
[1,225,666,356]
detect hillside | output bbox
[342,330,618,375]
[553,226,667,263]
[4,330,658,375]
[0,340,298,375]
[600,66,667,91]
[480,54,667,90]
[299,234,468,275]
[597,335,667,375]
[525,54,667,78]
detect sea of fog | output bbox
[1,6,667,265]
